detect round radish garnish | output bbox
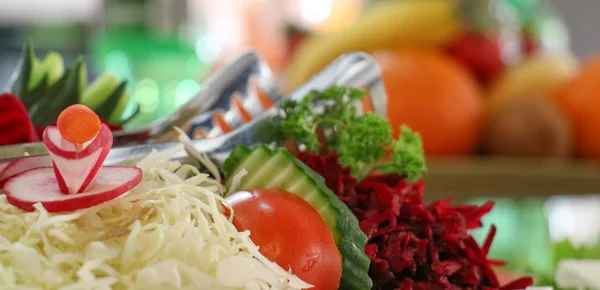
[0,155,53,187]
[43,124,112,194]
[3,166,142,212]
[1,105,144,213]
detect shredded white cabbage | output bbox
[174,127,222,183]
[0,144,312,290]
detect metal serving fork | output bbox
[0,51,388,168]
[0,50,279,159]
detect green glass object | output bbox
[469,197,553,276]
[90,0,211,129]
[504,0,570,51]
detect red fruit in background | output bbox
[447,32,506,85]
[0,93,39,146]
[521,33,539,56]
[288,34,306,59]
[284,26,309,68]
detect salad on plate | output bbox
[0,84,541,290]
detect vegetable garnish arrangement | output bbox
[0,105,314,289]
[3,104,142,213]
[0,40,138,146]
[0,87,540,289]
[223,86,536,289]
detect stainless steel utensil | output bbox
[0,50,280,155]
[0,51,387,167]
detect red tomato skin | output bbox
[226,189,342,290]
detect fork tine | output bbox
[186,50,279,137]
[250,79,276,109]
[285,52,388,120]
[201,52,388,139]
[192,52,388,138]
[231,93,253,122]
[333,52,388,120]
[143,50,272,138]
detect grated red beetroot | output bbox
[296,152,533,290]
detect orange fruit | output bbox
[554,54,600,159]
[375,47,483,156]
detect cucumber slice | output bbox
[28,57,45,92]
[224,145,372,290]
[41,51,64,86]
[80,73,118,109]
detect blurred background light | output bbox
[0,0,101,24]
[301,0,333,25]
[195,34,221,63]
[545,195,600,247]
[175,79,201,107]
[134,79,159,114]
[103,50,132,81]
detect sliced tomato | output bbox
[226,189,342,290]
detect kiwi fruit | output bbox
[484,97,573,157]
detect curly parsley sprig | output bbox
[273,86,427,182]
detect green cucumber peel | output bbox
[28,57,45,92]
[118,104,140,126]
[94,81,128,121]
[223,145,373,290]
[7,39,136,127]
[78,60,87,96]
[108,92,131,125]
[25,74,49,109]
[8,40,36,105]
[29,59,86,126]
[41,51,64,86]
[80,73,119,109]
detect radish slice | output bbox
[43,124,113,194]
[0,155,53,187]
[0,162,9,175]
[3,166,142,212]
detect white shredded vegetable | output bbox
[0,144,312,290]
[174,127,222,183]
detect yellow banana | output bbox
[285,0,464,91]
[486,53,580,113]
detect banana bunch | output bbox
[485,53,579,113]
[286,0,465,90]
[8,40,136,127]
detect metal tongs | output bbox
[0,51,388,167]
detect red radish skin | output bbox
[0,155,53,187]
[43,124,113,194]
[3,166,142,212]
[0,162,9,175]
[0,93,39,146]
[34,120,124,143]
